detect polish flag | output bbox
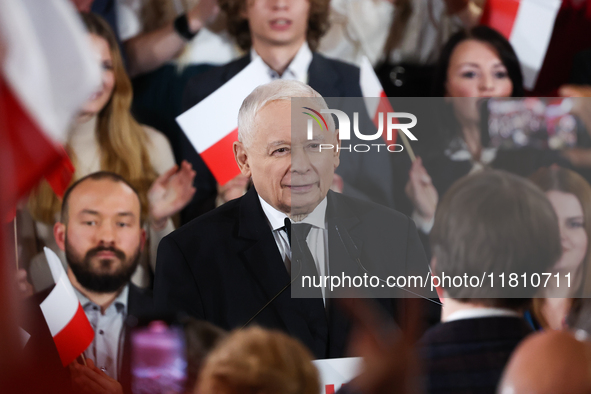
[40,247,94,367]
[177,57,272,185]
[480,0,561,90]
[359,56,397,143]
[0,0,100,217]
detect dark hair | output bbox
[61,171,142,225]
[182,318,227,392]
[432,25,525,97]
[430,170,561,309]
[219,0,330,51]
[530,167,591,296]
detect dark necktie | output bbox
[289,221,321,290]
[284,219,327,357]
[283,217,292,246]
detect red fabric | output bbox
[0,76,74,213]
[200,128,241,185]
[480,0,520,38]
[377,93,398,144]
[52,303,94,367]
[45,145,75,199]
[530,0,591,95]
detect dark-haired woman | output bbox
[405,26,525,233]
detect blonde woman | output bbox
[25,13,195,290]
[196,327,319,394]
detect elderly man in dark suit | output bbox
[177,0,397,222]
[419,170,563,394]
[154,80,431,359]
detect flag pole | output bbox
[398,130,416,162]
[80,352,88,367]
[13,216,18,270]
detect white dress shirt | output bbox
[250,42,313,83]
[258,196,329,301]
[444,307,521,323]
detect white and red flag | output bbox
[480,0,561,90]
[40,247,94,366]
[0,0,100,218]
[176,58,272,185]
[359,56,398,144]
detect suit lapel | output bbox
[326,191,365,281]
[222,54,251,83]
[325,191,368,357]
[120,285,143,394]
[238,189,328,357]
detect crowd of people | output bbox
[9,0,591,393]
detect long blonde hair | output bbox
[28,13,157,224]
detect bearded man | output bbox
[52,171,156,391]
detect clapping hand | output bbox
[216,174,250,206]
[188,0,220,31]
[148,161,196,229]
[331,173,344,193]
[405,157,438,223]
[559,85,591,168]
[16,269,33,299]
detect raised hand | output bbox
[559,84,591,98]
[148,161,196,229]
[331,173,344,193]
[188,0,220,32]
[16,269,33,298]
[405,157,438,223]
[216,174,250,206]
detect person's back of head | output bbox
[498,330,591,394]
[196,326,319,394]
[430,169,562,309]
[183,318,227,393]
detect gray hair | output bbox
[237,80,335,147]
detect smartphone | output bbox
[485,98,578,150]
[130,320,187,394]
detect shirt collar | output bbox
[74,284,129,315]
[446,137,497,164]
[299,197,327,229]
[258,195,328,231]
[444,307,520,323]
[259,196,288,231]
[250,42,312,83]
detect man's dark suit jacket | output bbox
[119,284,159,393]
[419,316,532,394]
[178,53,397,222]
[154,187,430,359]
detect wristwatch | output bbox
[174,13,198,41]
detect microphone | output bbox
[241,232,308,329]
[334,224,442,306]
